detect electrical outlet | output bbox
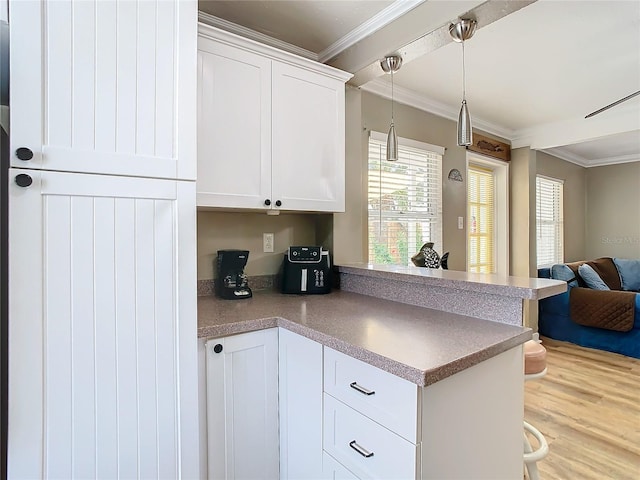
[263,233,274,253]
[458,216,464,230]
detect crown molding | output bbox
[543,147,640,168]
[198,22,352,82]
[539,147,588,167]
[198,11,318,61]
[360,79,516,141]
[317,0,426,63]
[586,153,640,167]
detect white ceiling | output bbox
[198,0,640,168]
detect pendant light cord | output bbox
[462,40,466,101]
[391,68,395,125]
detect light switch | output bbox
[458,216,464,230]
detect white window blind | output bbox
[468,165,495,273]
[367,131,443,266]
[536,175,564,267]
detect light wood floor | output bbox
[525,337,640,479]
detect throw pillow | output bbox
[578,264,610,290]
[585,257,622,290]
[613,258,640,291]
[550,264,579,287]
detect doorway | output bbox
[467,154,509,276]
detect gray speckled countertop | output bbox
[198,290,531,387]
[338,263,566,300]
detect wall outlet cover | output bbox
[263,233,274,253]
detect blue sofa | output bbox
[538,266,640,359]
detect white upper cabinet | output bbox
[9,0,197,180]
[197,39,272,209]
[196,25,352,213]
[272,62,346,212]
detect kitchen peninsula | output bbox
[197,265,566,479]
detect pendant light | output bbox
[449,19,477,147]
[380,55,403,161]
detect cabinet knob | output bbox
[15,174,33,188]
[15,147,34,161]
[275,200,282,207]
[213,344,223,354]
[264,199,271,206]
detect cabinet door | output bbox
[279,329,323,479]
[197,38,272,209]
[322,452,361,480]
[9,0,196,180]
[8,169,198,479]
[206,329,279,480]
[272,62,346,212]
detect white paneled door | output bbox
[8,169,198,479]
[9,0,196,180]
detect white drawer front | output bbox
[324,348,418,442]
[323,394,418,480]
[322,452,361,480]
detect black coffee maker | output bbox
[215,250,252,300]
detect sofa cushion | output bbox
[578,264,610,290]
[564,260,588,287]
[584,257,622,290]
[613,258,640,291]
[550,264,579,287]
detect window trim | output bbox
[367,131,444,266]
[536,174,565,268]
[369,131,445,156]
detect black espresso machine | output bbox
[281,246,331,294]
[215,249,252,299]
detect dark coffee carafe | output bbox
[215,250,252,300]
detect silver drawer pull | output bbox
[350,381,375,396]
[349,440,374,458]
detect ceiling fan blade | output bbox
[585,90,640,119]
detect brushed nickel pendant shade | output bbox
[450,19,477,147]
[381,55,403,161]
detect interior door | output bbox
[8,169,198,478]
[9,0,196,180]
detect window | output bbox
[367,131,443,265]
[536,175,564,267]
[468,165,495,273]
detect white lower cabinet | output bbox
[205,329,279,480]
[322,452,360,480]
[321,346,524,480]
[204,329,523,480]
[323,394,418,480]
[279,329,324,479]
